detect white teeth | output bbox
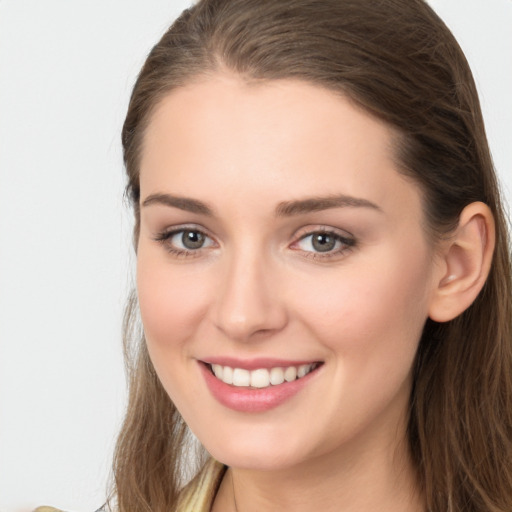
[269,367,285,385]
[210,363,317,388]
[297,364,309,378]
[250,368,270,388]
[223,366,234,385]
[232,368,250,387]
[284,366,297,382]
[212,364,223,379]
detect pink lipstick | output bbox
[199,359,322,413]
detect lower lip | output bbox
[199,362,321,413]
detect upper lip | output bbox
[199,357,323,371]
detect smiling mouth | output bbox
[206,362,323,389]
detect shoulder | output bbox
[34,506,105,512]
[175,458,227,512]
[33,462,225,512]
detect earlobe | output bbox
[428,202,495,323]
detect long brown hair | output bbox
[112,1,512,511]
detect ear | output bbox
[429,202,495,323]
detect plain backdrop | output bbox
[0,1,510,511]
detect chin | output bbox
[199,429,313,471]
[212,449,304,472]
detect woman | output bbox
[111,0,512,511]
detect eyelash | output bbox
[292,229,356,260]
[153,227,215,258]
[153,226,356,260]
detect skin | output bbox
[136,74,448,511]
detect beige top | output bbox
[176,458,227,512]
[33,459,226,512]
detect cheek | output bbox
[136,250,217,413]
[293,245,432,362]
[136,250,211,355]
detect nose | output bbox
[212,249,288,342]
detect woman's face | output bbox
[137,75,441,471]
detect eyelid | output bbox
[292,224,355,242]
[289,225,356,259]
[153,224,218,257]
[152,223,356,260]
[153,223,212,239]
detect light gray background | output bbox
[0,1,510,511]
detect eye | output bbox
[173,229,210,250]
[293,230,355,257]
[154,227,216,256]
[300,232,338,252]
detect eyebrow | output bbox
[141,192,381,217]
[142,193,214,216]
[275,195,381,216]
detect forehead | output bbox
[139,74,422,222]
